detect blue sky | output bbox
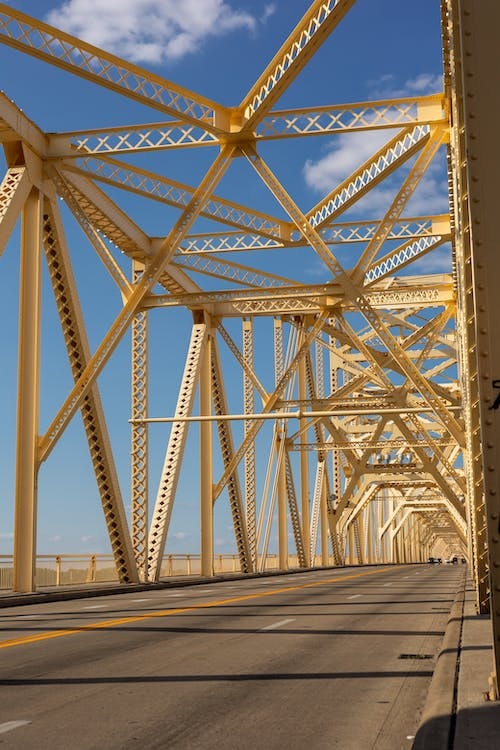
[0,0,449,557]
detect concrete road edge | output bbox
[412,569,466,749]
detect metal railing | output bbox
[0,553,311,589]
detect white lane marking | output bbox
[403,576,409,579]
[16,615,41,620]
[166,593,184,597]
[0,721,31,735]
[259,618,295,631]
[82,604,107,610]
[131,598,150,603]
[347,594,362,600]
[383,583,392,587]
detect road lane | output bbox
[0,565,464,749]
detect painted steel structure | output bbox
[0,0,499,690]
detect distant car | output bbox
[428,557,441,564]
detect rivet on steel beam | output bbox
[487,419,494,426]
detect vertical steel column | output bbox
[277,433,288,570]
[320,480,329,566]
[298,347,310,565]
[443,0,488,610]
[273,318,288,570]
[366,503,374,564]
[328,321,342,565]
[242,319,256,567]
[348,524,356,565]
[210,339,252,572]
[13,187,41,593]
[200,318,213,577]
[43,200,137,584]
[356,513,365,565]
[131,260,149,582]
[148,318,208,581]
[452,0,500,695]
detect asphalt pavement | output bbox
[0,565,460,749]
[2,565,500,749]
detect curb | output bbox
[412,570,466,749]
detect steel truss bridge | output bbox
[1,0,500,691]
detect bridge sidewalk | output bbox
[414,574,500,749]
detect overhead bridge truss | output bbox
[1,0,500,692]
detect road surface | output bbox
[0,564,464,749]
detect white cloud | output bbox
[303,130,394,193]
[368,73,443,99]
[0,532,14,540]
[48,535,64,543]
[261,3,276,23]
[81,535,95,543]
[172,531,191,540]
[46,0,260,64]
[303,124,449,219]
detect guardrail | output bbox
[0,553,310,589]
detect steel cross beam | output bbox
[45,95,446,157]
[239,0,356,129]
[37,144,236,463]
[0,3,228,132]
[243,146,464,447]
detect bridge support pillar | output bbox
[200,319,213,577]
[13,187,41,593]
[451,0,500,697]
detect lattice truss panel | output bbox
[0,0,470,587]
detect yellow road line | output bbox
[0,566,399,651]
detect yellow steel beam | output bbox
[0,3,229,133]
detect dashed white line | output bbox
[259,618,295,631]
[347,594,363,600]
[383,583,392,587]
[0,721,31,735]
[82,604,107,610]
[16,615,41,620]
[131,599,150,603]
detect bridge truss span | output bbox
[1,0,499,692]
